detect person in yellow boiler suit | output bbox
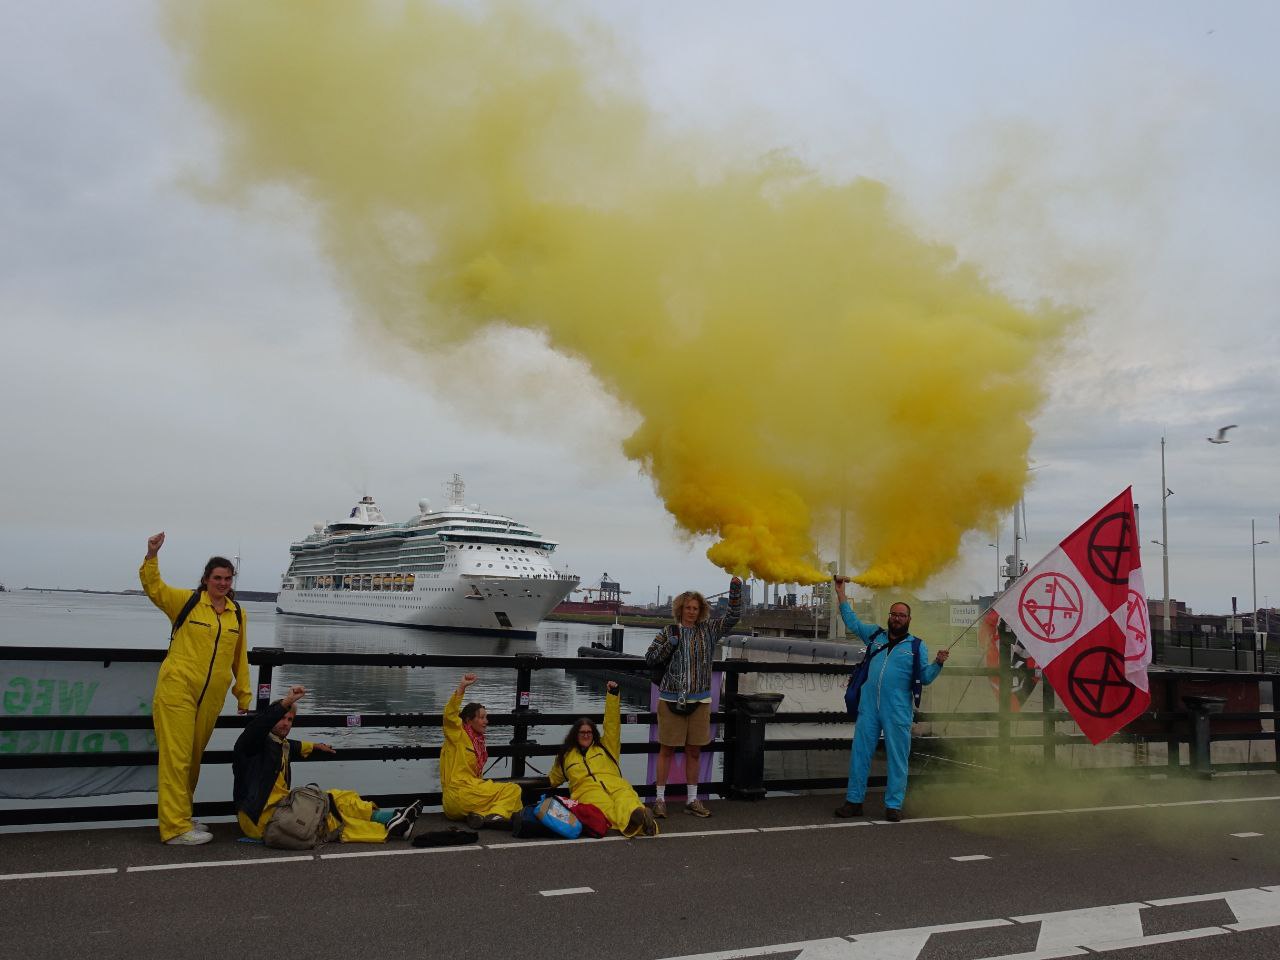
[548,681,659,837]
[233,685,419,843]
[441,673,523,829]
[140,532,251,845]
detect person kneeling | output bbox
[442,673,524,830]
[548,681,658,838]
[233,685,419,844]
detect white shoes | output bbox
[165,828,213,845]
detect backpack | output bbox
[262,784,342,849]
[511,804,555,839]
[649,625,678,685]
[562,798,609,838]
[533,795,582,839]
[843,629,924,717]
[169,589,242,650]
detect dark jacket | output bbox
[232,700,306,823]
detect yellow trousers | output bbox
[239,788,388,843]
[153,672,225,842]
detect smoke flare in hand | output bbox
[167,1,1071,586]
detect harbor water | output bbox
[0,590,670,825]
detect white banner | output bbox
[0,659,160,799]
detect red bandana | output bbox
[464,724,487,776]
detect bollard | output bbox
[725,691,784,800]
[1182,695,1225,778]
[610,621,625,653]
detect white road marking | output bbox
[1232,832,1264,838]
[485,836,628,849]
[950,854,990,862]
[658,883,1280,960]
[13,793,1280,880]
[1059,804,1148,813]
[757,821,874,832]
[539,886,594,897]
[0,867,118,881]
[126,856,312,872]
[656,828,759,839]
[883,815,973,824]
[320,845,482,859]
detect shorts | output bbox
[657,700,712,747]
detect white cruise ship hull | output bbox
[276,573,577,637]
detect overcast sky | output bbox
[2,1,1277,614]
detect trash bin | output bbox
[725,692,784,800]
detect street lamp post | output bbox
[988,525,1000,596]
[1160,437,1172,638]
[1253,518,1269,655]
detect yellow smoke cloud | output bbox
[166,1,1071,587]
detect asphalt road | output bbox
[5,775,1280,960]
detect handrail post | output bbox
[510,655,537,778]
[1165,675,1180,770]
[721,659,744,798]
[253,647,274,711]
[998,633,1012,766]
[1273,678,1280,775]
[1041,681,1056,766]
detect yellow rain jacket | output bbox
[548,691,648,837]
[440,690,523,821]
[141,556,251,841]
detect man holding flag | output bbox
[832,578,949,821]
[993,487,1152,744]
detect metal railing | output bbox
[2,642,1279,827]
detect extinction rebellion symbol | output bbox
[1124,589,1149,660]
[1018,572,1084,644]
[1086,512,1134,585]
[1066,646,1136,718]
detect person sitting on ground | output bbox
[441,673,524,829]
[548,680,658,838]
[233,685,419,843]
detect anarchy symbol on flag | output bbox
[1066,646,1136,719]
[1018,572,1084,644]
[1086,512,1134,586]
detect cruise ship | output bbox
[276,476,579,636]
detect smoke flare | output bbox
[167,1,1071,586]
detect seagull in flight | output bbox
[1207,425,1237,444]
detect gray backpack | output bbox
[262,784,342,849]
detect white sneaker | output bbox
[165,828,212,845]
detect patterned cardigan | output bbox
[645,582,742,700]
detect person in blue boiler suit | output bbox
[832,576,948,822]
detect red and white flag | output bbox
[992,487,1151,744]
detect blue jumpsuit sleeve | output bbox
[838,601,882,643]
[918,640,943,685]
